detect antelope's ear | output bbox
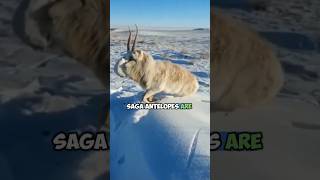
[132,50,144,61]
[134,50,152,62]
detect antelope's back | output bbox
[49,0,108,84]
[211,13,283,110]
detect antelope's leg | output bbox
[142,89,161,103]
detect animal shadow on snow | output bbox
[152,50,195,66]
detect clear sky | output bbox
[110,0,210,28]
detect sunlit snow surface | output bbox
[110,29,210,180]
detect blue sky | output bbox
[111,0,210,28]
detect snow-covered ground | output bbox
[0,0,108,180]
[110,28,210,179]
[1,0,319,179]
[110,28,210,94]
[214,0,320,108]
[214,0,320,179]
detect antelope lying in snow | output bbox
[23,1,109,179]
[115,26,199,103]
[25,0,108,84]
[212,13,284,111]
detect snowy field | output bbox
[110,28,210,179]
[0,0,108,180]
[1,0,319,179]
[214,0,320,179]
[110,28,210,94]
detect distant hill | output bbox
[193,28,209,31]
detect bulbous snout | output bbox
[114,58,127,77]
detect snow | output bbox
[110,28,210,95]
[110,92,210,180]
[110,29,210,179]
[1,0,318,179]
[213,98,320,180]
[1,0,108,179]
[213,0,320,179]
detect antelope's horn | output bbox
[131,25,138,51]
[127,27,132,52]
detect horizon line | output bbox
[110,24,210,29]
